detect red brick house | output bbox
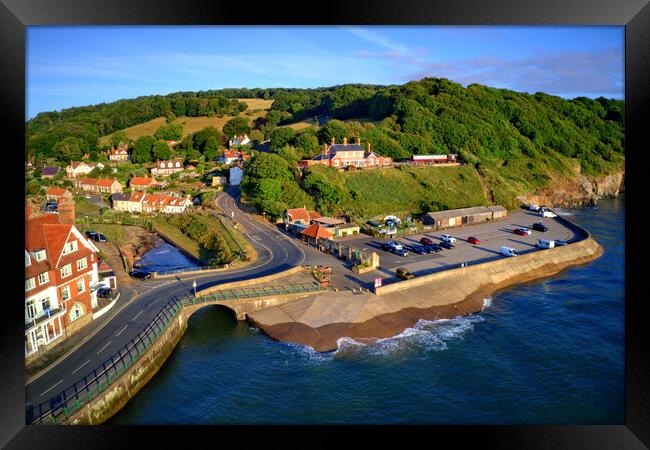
[25,213,101,358]
[73,178,123,194]
[299,138,392,170]
[129,176,159,191]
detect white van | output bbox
[536,239,555,249]
[500,246,518,257]
[441,234,456,243]
[541,210,557,218]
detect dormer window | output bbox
[62,240,78,255]
[25,251,31,267]
[35,250,46,261]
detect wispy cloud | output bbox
[344,27,410,55]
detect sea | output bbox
[109,196,624,424]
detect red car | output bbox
[513,228,532,236]
[420,237,434,246]
[467,236,480,244]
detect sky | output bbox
[26,26,624,119]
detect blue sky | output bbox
[26,26,624,118]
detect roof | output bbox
[425,206,500,220]
[46,187,67,196]
[98,260,113,272]
[301,223,333,239]
[331,144,364,152]
[286,208,310,222]
[41,166,60,175]
[111,193,130,202]
[130,176,155,186]
[336,223,360,230]
[77,178,117,187]
[488,205,508,213]
[311,216,345,226]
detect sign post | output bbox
[193,280,197,298]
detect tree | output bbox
[152,140,172,160]
[154,123,183,141]
[53,137,84,162]
[132,135,156,163]
[110,131,130,148]
[249,129,264,146]
[294,132,319,157]
[269,127,295,151]
[173,97,186,117]
[222,117,251,138]
[243,153,292,181]
[193,126,221,151]
[203,137,220,161]
[317,119,350,144]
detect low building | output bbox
[46,187,72,201]
[284,207,321,229]
[108,144,130,161]
[228,134,251,148]
[151,158,185,177]
[41,166,61,179]
[98,260,118,290]
[137,193,193,214]
[300,223,333,247]
[129,176,159,191]
[73,178,123,194]
[229,163,244,186]
[110,191,145,213]
[332,223,361,237]
[299,138,392,170]
[65,161,104,178]
[410,154,458,164]
[422,205,508,228]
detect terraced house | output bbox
[25,209,101,358]
[73,177,123,194]
[111,191,192,214]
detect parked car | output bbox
[420,237,434,246]
[439,241,455,250]
[532,222,548,232]
[421,243,443,253]
[528,204,540,212]
[555,240,569,246]
[367,220,382,228]
[85,230,98,240]
[94,233,108,243]
[541,210,557,218]
[380,243,393,252]
[405,245,427,255]
[500,246,518,257]
[535,239,555,249]
[389,247,409,257]
[513,228,531,236]
[385,220,399,227]
[396,267,415,280]
[440,234,456,243]
[130,269,152,280]
[97,287,113,298]
[386,241,403,250]
[467,236,480,244]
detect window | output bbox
[76,258,87,271]
[38,272,49,285]
[61,286,71,301]
[41,297,51,311]
[25,252,31,267]
[35,250,46,261]
[60,264,72,278]
[26,300,36,320]
[70,303,84,321]
[25,277,36,291]
[77,279,85,293]
[62,241,78,255]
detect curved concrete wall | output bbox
[196,266,306,297]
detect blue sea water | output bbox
[110,197,624,424]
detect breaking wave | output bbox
[482,297,492,310]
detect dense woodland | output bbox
[26,77,625,220]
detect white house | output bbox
[228,134,251,148]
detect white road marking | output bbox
[132,310,144,321]
[115,324,129,337]
[72,359,90,374]
[96,341,112,355]
[40,379,63,397]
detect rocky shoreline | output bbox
[119,228,161,270]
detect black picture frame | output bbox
[2,0,648,447]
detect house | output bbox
[41,166,61,179]
[46,187,72,201]
[25,161,34,172]
[74,178,123,194]
[108,144,130,161]
[151,158,185,177]
[65,161,104,178]
[299,138,392,170]
[332,223,360,237]
[228,134,251,148]
[25,213,101,358]
[311,217,345,227]
[129,176,159,191]
[218,150,251,165]
[283,207,321,231]
[422,205,508,228]
[179,165,200,179]
[228,163,244,186]
[110,191,145,213]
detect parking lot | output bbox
[340,210,577,281]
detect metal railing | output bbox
[154,263,230,277]
[26,282,324,425]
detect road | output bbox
[25,187,306,413]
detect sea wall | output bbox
[196,266,306,296]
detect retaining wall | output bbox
[196,266,306,297]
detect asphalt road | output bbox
[25,187,305,412]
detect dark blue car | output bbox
[439,241,455,250]
[405,245,427,255]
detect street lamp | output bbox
[193,280,197,297]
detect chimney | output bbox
[343,137,348,145]
[356,137,361,145]
[367,142,372,152]
[322,143,328,155]
[331,137,335,145]
[58,201,76,225]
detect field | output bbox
[286,118,318,130]
[341,165,490,220]
[99,99,272,146]
[73,196,103,216]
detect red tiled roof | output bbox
[301,224,333,239]
[78,178,116,187]
[286,208,310,222]
[130,191,146,202]
[130,177,154,186]
[308,211,321,220]
[47,187,67,196]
